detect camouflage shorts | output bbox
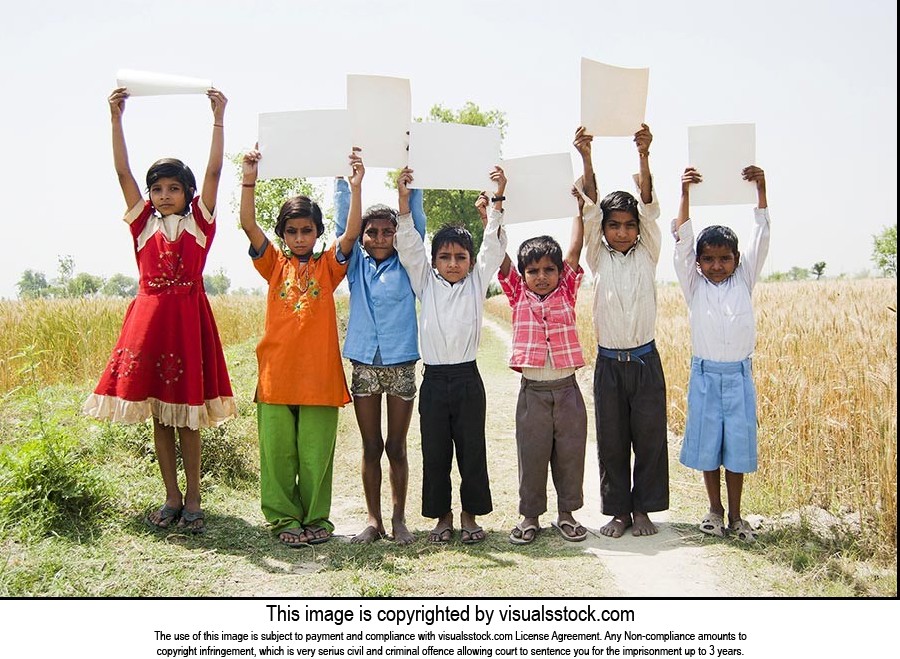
[350,362,417,400]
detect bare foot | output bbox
[391,519,415,545]
[631,511,658,536]
[599,515,632,538]
[351,524,385,544]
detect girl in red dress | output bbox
[83,87,237,533]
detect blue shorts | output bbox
[679,357,758,473]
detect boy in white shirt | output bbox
[672,165,769,543]
[394,166,508,545]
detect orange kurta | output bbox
[253,240,351,406]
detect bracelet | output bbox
[242,183,256,188]
[491,195,506,203]
[639,151,650,157]
[213,123,224,128]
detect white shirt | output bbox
[395,208,508,365]
[673,209,770,361]
[580,174,661,349]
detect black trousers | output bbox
[419,361,493,518]
[593,347,669,515]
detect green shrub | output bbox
[0,431,113,541]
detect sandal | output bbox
[145,503,181,530]
[729,518,756,543]
[279,528,307,548]
[303,526,332,545]
[179,509,206,535]
[699,512,726,538]
[461,526,486,545]
[427,526,454,544]
[552,519,588,542]
[509,522,539,545]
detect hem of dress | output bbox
[83,393,237,430]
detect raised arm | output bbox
[395,167,431,296]
[743,165,767,209]
[674,167,702,234]
[574,126,596,203]
[200,89,227,214]
[634,123,653,204]
[337,149,364,257]
[108,87,142,210]
[565,185,585,270]
[239,148,267,253]
[477,190,512,276]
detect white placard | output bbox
[406,123,501,191]
[580,58,649,137]
[688,123,757,205]
[257,110,352,179]
[500,153,576,224]
[347,74,411,168]
[115,69,212,96]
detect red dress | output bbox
[83,198,236,429]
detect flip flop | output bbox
[699,512,726,538]
[552,519,588,542]
[509,522,539,545]
[279,528,307,548]
[304,526,332,545]
[460,526,486,545]
[427,526,454,544]
[144,503,181,530]
[179,509,206,535]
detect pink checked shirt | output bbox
[498,262,586,372]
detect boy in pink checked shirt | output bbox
[478,184,589,546]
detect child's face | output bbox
[697,244,739,283]
[432,242,472,284]
[149,177,188,216]
[523,256,560,297]
[362,218,397,262]
[283,217,318,258]
[603,210,639,254]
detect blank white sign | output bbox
[501,153,576,224]
[580,58,649,137]
[406,123,501,191]
[347,74,411,168]
[257,110,352,179]
[116,69,212,96]
[688,124,757,206]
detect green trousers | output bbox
[257,403,338,535]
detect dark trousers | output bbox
[593,346,669,515]
[419,361,492,518]
[516,375,587,516]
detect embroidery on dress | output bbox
[107,347,140,379]
[157,353,184,385]
[279,260,321,316]
[148,251,192,292]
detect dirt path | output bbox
[481,317,766,597]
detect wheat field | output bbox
[1,279,896,558]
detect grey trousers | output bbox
[515,375,587,517]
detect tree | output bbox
[101,273,138,298]
[385,102,508,250]
[67,272,104,297]
[811,261,826,280]
[203,267,231,296]
[788,266,810,281]
[17,269,50,299]
[872,225,897,277]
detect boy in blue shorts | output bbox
[672,165,769,542]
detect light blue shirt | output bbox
[334,178,426,365]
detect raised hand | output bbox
[573,126,593,159]
[108,87,129,120]
[681,167,702,194]
[571,185,585,215]
[242,147,261,185]
[742,165,765,190]
[474,191,489,221]
[634,123,652,156]
[207,88,227,123]
[348,147,365,187]
[397,167,413,199]
[489,165,507,197]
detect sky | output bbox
[0,0,896,301]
